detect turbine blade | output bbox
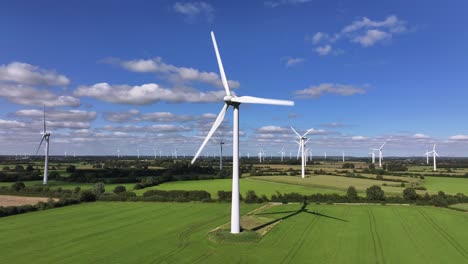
[304,138,311,145]
[191,104,228,164]
[43,105,46,133]
[230,96,294,106]
[303,128,314,137]
[35,136,46,156]
[296,144,301,159]
[291,127,301,138]
[380,142,386,150]
[211,31,231,96]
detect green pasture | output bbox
[423,177,468,195]
[1,202,467,263]
[133,178,344,197]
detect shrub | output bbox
[80,190,97,202]
[92,182,105,195]
[342,163,355,169]
[11,181,26,191]
[403,188,417,201]
[346,186,358,201]
[113,185,127,194]
[245,190,262,204]
[366,185,385,201]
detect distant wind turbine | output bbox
[34,106,51,185]
[291,127,313,178]
[428,145,439,171]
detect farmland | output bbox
[0,202,467,263]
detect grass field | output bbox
[1,202,467,263]
[423,177,468,195]
[449,203,468,211]
[133,178,344,197]
[250,175,407,195]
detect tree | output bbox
[368,164,375,170]
[342,163,355,169]
[15,165,25,172]
[11,181,26,191]
[366,185,385,201]
[66,165,76,173]
[346,186,358,201]
[26,165,34,172]
[2,166,10,171]
[113,185,127,194]
[92,182,105,196]
[80,190,97,202]
[403,188,417,201]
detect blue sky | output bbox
[0,0,467,157]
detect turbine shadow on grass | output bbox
[250,202,348,231]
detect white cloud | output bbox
[15,109,96,122]
[310,15,408,52]
[0,119,26,128]
[294,83,366,98]
[110,57,240,89]
[257,126,290,134]
[321,122,346,128]
[0,84,80,107]
[74,83,226,105]
[314,45,332,56]
[284,57,305,67]
[352,29,391,47]
[352,136,368,141]
[173,2,214,22]
[265,0,312,8]
[0,62,70,86]
[449,135,468,140]
[102,124,191,133]
[413,133,430,139]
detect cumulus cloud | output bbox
[173,2,214,22]
[352,136,368,141]
[74,83,226,105]
[0,62,70,86]
[0,119,26,128]
[321,122,346,128]
[449,135,468,141]
[294,83,366,98]
[264,0,312,8]
[0,84,80,107]
[14,109,96,122]
[283,57,305,67]
[102,124,191,133]
[413,133,430,139]
[309,15,408,55]
[107,57,240,89]
[314,45,332,56]
[257,126,290,134]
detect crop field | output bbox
[424,177,468,195]
[133,178,344,197]
[250,175,407,195]
[449,203,468,211]
[1,202,467,264]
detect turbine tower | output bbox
[370,148,378,164]
[34,106,51,185]
[428,144,439,171]
[191,31,294,234]
[212,138,225,170]
[378,143,386,168]
[424,149,430,164]
[342,151,345,162]
[291,127,313,178]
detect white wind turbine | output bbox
[377,143,386,168]
[424,149,431,164]
[137,148,140,159]
[278,146,285,162]
[342,151,345,162]
[370,148,378,164]
[212,138,225,170]
[34,106,51,185]
[428,144,439,171]
[191,31,294,234]
[291,127,313,178]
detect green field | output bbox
[133,178,344,197]
[1,202,467,263]
[424,177,468,195]
[449,203,468,211]
[250,175,408,195]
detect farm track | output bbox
[417,208,468,260]
[367,208,385,264]
[279,209,322,264]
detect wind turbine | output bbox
[34,106,51,185]
[424,149,430,164]
[291,127,313,178]
[378,143,386,167]
[191,31,294,234]
[278,146,285,162]
[342,151,345,162]
[370,148,378,164]
[212,139,225,170]
[428,144,439,171]
[117,148,120,159]
[137,148,140,159]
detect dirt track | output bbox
[0,195,51,207]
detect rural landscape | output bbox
[1,1,468,264]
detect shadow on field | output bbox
[251,202,348,231]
